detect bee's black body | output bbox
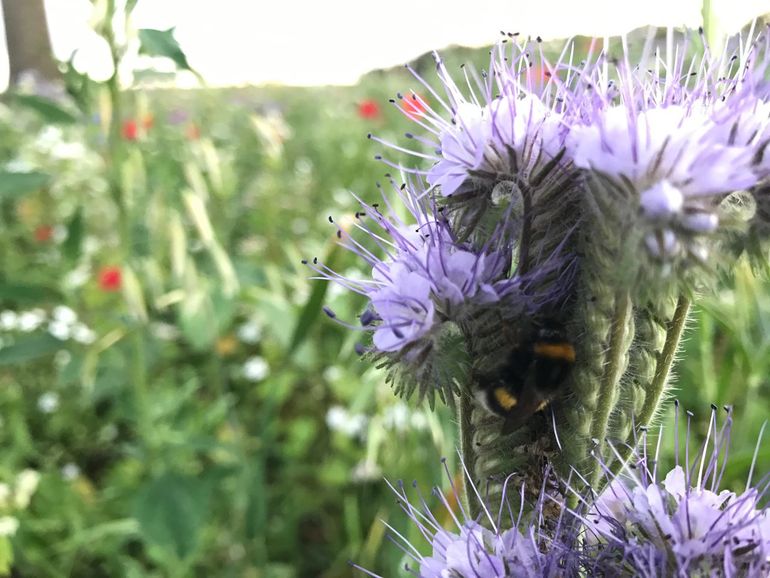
[475,325,575,434]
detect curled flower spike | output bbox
[567,30,770,279]
[370,38,583,241]
[351,457,582,578]
[308,177,520,407]
[580,404,770,577]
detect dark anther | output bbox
[336,230,342,238]
[313,257,318,264]
[323,306,336,318]
[301,259,308,265]
[536,35,542,43]
[328,215,334,223]
[366,133,372,139]
[360,310,377,326]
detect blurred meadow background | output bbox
[0,1,769,577]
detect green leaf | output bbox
[0,282,61,304]
[134,473,211,561]
[0,334,63,365]
[63,207,83,260]
[0,171,50,199]
[11,94,78,124]
[178,290,218,351]
[138,28,198,77]
[244,461,267,540]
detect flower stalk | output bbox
[589,290,633,485]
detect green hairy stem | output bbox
[456,172,693,519]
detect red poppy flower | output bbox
[34,225,53,242]
[357,100,380,119]
[122,120,138,141]
[401,94,427,119]
[98,266,122,292]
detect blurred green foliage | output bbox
[0,7,768,577]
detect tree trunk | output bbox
[2,0,59,86]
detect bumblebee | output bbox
[474,325,575,434]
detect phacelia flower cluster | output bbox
[310,30,770,408]
[566,34,770,273]
[352,458,581,578]
[583,405,770,577]
[373,41,572,199]
[354,406,770,577]
[309,178,529,406]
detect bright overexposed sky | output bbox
[0,0,768,88]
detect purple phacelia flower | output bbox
[566,32,770,264]
[568,105,756,198]
[582,405,770,577]
[313,182,510,351]
[419,521,544,578]
[371,40,574,201]
[308,178,516,405]
[423,92,566,198]
[352,458,581,578]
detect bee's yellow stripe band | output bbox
[533,342,575,362]
[493,388,518,411]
